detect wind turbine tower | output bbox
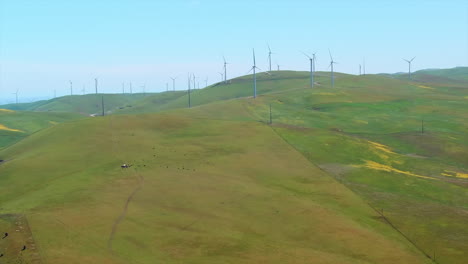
[95,78,98,94]
[170,77,177,91]
[223,57,228,84]
[192,74,196,90]
[187,73,192,108]
[69,80,73,96]
[363,58,366,75]
[329,50,337,88]
[268,44,274,72]
[13,89,19,104]
[302,52,316,88]
[248,49,261,98]
[403,57,416,79]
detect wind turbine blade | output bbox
[246,68,254,74]
[410,57,416,62]
[328,49,333,61]
[268,44,271,53]
[301,51,311,59]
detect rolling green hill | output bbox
[0,68,466,264]
[0,105,431,264]
[0,109,83,150]
[390,67,468,85]
[0,92,186,115]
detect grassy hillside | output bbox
[0,68,466,263]
[391,67,468,85]
[116,71,349,114]
[0,109,83,150]
[0,92,186,115]
[240,73,468,264]
[0,103,430,264]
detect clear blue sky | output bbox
[0,0,467,102]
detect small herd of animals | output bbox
[0,232,27,259]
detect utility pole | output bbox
[269,104,272,125]
[101,95,105,116]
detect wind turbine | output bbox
[192,74,196,90]
[170,76,177,91]
[205,77,208,88]
[187,73,192,108]
[247,49,262,98]
[363,58,366,75]
[329,50,337,88]
[302,51,316,88]
[277,63,280,71]
[94,78,98,94]
[403,57,416,79]
[122,82,125,94]
[166,83,169,92]
[267,44,274,72]
[69,80,73,96]
[218,72,224,83]
[129,82,133,94]
[82,84,86,95]
[223,56,228,83]
[359,64,362,76]
[13,89,19,104]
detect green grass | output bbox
[0,109,83,150]
[0,104,431,264]
[0,67,466,263]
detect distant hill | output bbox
[0,92,186,115]
[0,109,82,149]
[389,67,468,85]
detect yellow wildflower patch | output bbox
[0,124,24,132]
[0,109,15,113]
[442,170,468,179]
[355,120,368,125]
[417,85,434,90]
[357,160,437,181]
[315,92,338,96]
[368,141,395,154]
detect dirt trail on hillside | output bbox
[107,174,144,254]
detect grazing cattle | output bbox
[2,232,7,239]
[121,164,132,168]
[0,253,3,257]
[21,245,26,251]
